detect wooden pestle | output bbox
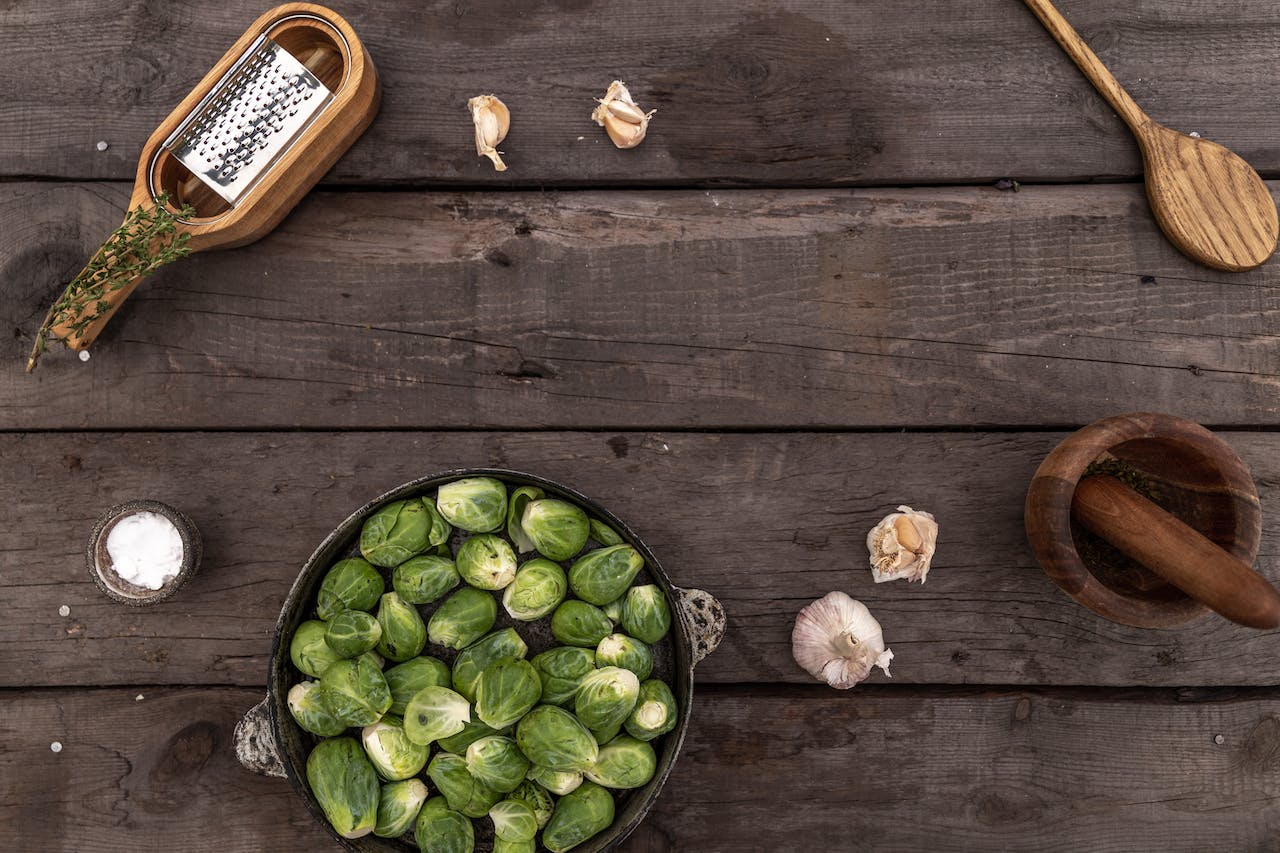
[1072,475,1280,629]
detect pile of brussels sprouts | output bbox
[287,477,679,852]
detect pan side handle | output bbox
[234,695,287,778]
[673,587,726,667]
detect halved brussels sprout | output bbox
[515,705,598,772]
[509,780,555,829]
[475,657,543,730]
[502,558,568,621]
[436,477,508,533]
[437,718,502,755]
[595,633,653,680]
[568,545,645,606]
[489,799,538,842]
[526,766,584,796]
[542,780,615,853]
[375,592,428,662]
[321,653,392,727]
[306,736,380,840]
[456,534,518,590]
[520,499,590,561]
[620,584,672,644]
[585,734,657,789]
[287,681,347,737]
[325,609,383,659]
[624,679,678,742]
[316,558,385,620]
[531,646,596,708]
[403,685,471,746]
[414,795,475,853]
[466,735,531,793]
[493,838,536,853]
[291,619,343,678]
[550,600,613,648]
[374,778,429,838]
[393,554,460,605]
[427,753,502,818]
[589,518,623,547]
[384,655,452,716]
[600,597,624,623]
[360,500,434,567]
[452,628,529,702]
[362,715,431,781]
[428,587,498,650]
[575,667,640,744]
[506,485,545,553]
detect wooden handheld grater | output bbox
[31,3,379,364]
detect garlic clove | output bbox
[792,591,893,689]
[867,505,938,584]
[592,80,655,149]
[468,94,510,172]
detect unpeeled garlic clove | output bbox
[468,94,510,172]
[591,80,655,149]
[867,506,938,584]
[792,591,893,689]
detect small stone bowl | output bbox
[87,500,203,606]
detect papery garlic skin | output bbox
[592,81,655,149]
[792,591,893,689]
[867,506,938,584]
[468,95,510,171]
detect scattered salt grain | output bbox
[58,605,70,617]
[78,350,90,362]
[50,741,63,753]
[96,140,109,151]
[135,694,145,702]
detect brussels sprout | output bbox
[393,554,460,605]
[620,584,672,644]
[595,633,653,680]
[375,592,428,662]
[550,600,613,648]
[526,766,584,796]
[375,778,429,838]
[475,657,542,729]
[624,679,678,742]
[520,499,590,561]
[466,735,531,793]
[438,717,502,755]
[585,735,657,789]
[589,518,623,547]
[385,655,453,716]
[362,715,431,781]
[427,753,502,818]
[421,498,455,547]
[456,534,518,591]
[321,653,392,727]
[306,736,379,840]
[502,558,568,621]
[291,619,343,678]
[414,796,475,853]
[452,628,529,702]
[489,799,538,842]
[506,485,545,553]
[515,705,598,772]
[403,685,471,745]
[325,610,383,659]
[568,545,645,606]
[316,558,385,620]
[531,646,596,707]
[509,780,555,828]
[429,587,498,650]
[360,500,435,568]
[600,597,624,623]
[575,667,640,744]
[542,780,615,853]
[493,838,536,853]
[287,681,347,737]
[437,477,508,533]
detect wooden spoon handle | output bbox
[1072,475,1280,630]
[1022,0,1149,131]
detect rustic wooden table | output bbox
[4,1,1280,850]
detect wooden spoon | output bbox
[1023,0,1278,272]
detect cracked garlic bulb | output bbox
[867,506,938,584]
[792,591,893,689]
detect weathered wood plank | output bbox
[6,686,1280,851]
[2,1,1279,186]
[6,430,1280,689]
[5,182,1280,430]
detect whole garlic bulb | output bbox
[867,506,938,584]
[792,591,893,689]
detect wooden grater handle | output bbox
[1072,475,1280,629]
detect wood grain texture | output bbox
[6,430,1280,689]
[4,0,1280,186]
[6,686,1280,852]
[6,182,1280,430]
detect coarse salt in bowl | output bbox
[87,500,202,605]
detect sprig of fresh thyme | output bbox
[26,194,196,372]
